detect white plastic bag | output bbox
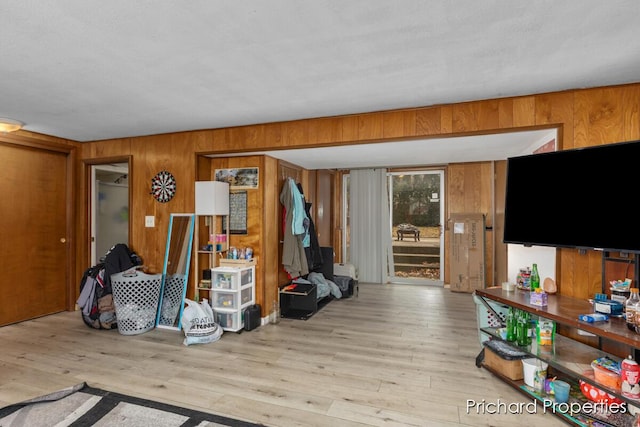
[180,299,223,346]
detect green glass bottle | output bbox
[517,311,532,346]
[506,307,516,342]
[530,263,540,291]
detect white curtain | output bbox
[349,168,394,283]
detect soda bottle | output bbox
[626,288,640,331]
[530,263,540,291]
[621,355,640,398]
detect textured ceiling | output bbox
[1,1,638,167]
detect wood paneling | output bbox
[535,91,573,148]
[512,96,536,127]
[453,100,501,133]
[314,170,334,248]
[126,135,197,275]
[309,117,343,144]
[575,86,629,147]
[74,82,640,306]
[415,107,441,136]
[493,160,508,286]
[261,156,280,313]
[208,156,265,308]
[445,162,495,286]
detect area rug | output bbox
[0,382,265,427]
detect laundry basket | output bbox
[111,269,162,335]
[472,292,509,346]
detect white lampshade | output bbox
[195,181,229,215]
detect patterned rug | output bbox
[0,382,264,427]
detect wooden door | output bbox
[0,142,69,325]
[314,170,334,248]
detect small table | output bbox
[397,224,420,241]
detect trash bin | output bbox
[483,339,529,380]
[111,269,162,335]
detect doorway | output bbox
[1,140,72,325]
[90,163,130,265]
[388,170,444,285]
[341,169,444,285]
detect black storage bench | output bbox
[279,283,318,320]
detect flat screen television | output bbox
[503,140,640,253]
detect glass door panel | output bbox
[389,170,444,285]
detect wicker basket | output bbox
[111,269,162,335]
[473,293,509,345]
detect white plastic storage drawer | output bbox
[215,311,242,330]
[241,286,253,305]
[240,268,253,286]
[213,291,237,309]
[212,270,237,290]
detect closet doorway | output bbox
[1,139,72,326]
[90,162,130,265]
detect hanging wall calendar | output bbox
[222,191,248,234]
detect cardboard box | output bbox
[529,290,548,307]
[483,345,524,381]
[450,213,485,293]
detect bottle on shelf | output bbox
[516,310,531,346]
[621,355,640,398]
[626,287,640,330]
[530,263,540,291]
[505,307,516,342]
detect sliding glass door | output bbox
[342,169,444,285]
[388,170,444,285]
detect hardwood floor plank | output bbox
[327,399,459,426]
[0,283,566,426]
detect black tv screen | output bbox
[504,140,640,253]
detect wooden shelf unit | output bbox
[193,214,229,302]
[475,286,640,426]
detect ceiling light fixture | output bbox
[0,118,24,133]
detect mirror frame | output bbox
[156,213,195,330]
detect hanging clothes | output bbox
[304,201,324,273]
[280,178,309,278]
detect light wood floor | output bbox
[0,283,565,426]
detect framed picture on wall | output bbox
[214,167,259,189]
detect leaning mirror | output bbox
[156,213,195,330]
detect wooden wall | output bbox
[74,82,640,305]
[445,161,498,286]
[206,155,279,313]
